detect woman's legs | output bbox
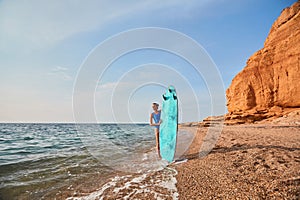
[155,128,161,158]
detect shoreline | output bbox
[5,119,297,199]
[63,128,198,199]
[62,115,300,199]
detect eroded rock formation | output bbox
[225,1,300,123]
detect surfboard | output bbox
[159,86,178,162]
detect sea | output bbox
[0,123,194,200]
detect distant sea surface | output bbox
[0,123,177,199]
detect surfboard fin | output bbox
[162,94,167,100]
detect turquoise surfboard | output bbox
[159,86,178,162]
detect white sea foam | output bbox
[66,165,178,200]
[66,128,195,200]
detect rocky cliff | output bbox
[226,1,300,122]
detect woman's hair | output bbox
[152,102,159,107]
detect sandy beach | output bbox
[175,116,300,199]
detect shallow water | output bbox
[0,123,194,199]
[0,123,157,199]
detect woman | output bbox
[150,102,161,158]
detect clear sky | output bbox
[0,0,296,123]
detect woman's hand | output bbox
[150,122,161,126]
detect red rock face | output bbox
[226,1,300,113]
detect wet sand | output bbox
[175,123,300,199]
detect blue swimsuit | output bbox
[152,111,161,129]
